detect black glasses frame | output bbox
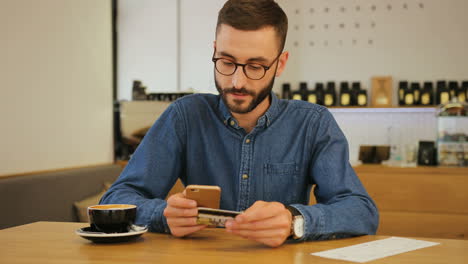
[212,51,282,80]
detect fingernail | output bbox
[225,221,232,229]
[190,201,197,207]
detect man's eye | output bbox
[221,60,234,66]
[247,64,262,71]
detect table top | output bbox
[0,222,466,264]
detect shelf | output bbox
[328,107,436,113]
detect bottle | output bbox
[292,90,302,100]
[339,82,351,106]
[411,82,421,105]
[299,82,308,101]
[282,83,292,100]
[404,83,414,106]
[398,81,408,106]
[357,90,368,106]
[448,81,458,99]
[307,90,317,104]
[436,80,450,105]
[463,81,468,103]
[315,82,325,105]
[420,82,434,106]
[457,82,467,103]
[351,82,361,106]
[324,82,336,107]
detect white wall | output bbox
[0,0,113,176]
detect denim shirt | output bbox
[101,93,379,241]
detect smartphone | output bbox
[185,185,221,209]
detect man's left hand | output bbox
[225,201,292,247]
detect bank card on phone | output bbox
[196,207,241,227]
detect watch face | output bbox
[293,217,305,238]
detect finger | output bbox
[237,202,285,223]
[167,193,197,208]
[164,206,198,218]
[227,214,290,231]
[166,216,198,227]
[170,225,207,237]
[229,227,290,240]
[256,237,286,248]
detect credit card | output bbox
[196,207,241,227]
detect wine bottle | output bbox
[420,82,434,106]
[411,82,421,105]
[404,84,414,106]
[307,90,317,104]
[299,82,308,101]
[462,81,468,103]
[357,90,368,106]
[436,80,450,105]
[456,82,466,103]
[398,81,408,106]
[324,82,336,107]
[448,81,458,99]
[351,82,361,106]
[339,82,351,106]
[315,82,325,105]
[282,83,292,100]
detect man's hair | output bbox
[216,0,288,52]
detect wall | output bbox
[116,0,467,163]
[0,0,113,176]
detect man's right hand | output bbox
[163,192,207,237]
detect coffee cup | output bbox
[87,204,137,233]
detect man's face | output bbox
[214,25,286,114]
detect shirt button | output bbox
[245,139,251,144]
[230,120,235,126]
[242,174,249,180]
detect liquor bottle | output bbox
[457,82,467,103]
[351,82,361,106]
[398,81,408,106]
[315,82,325,105]
[292,90,302,100]
[404,84,414,106]
[436,80,450,105]
[339,82,351,106]
[448,81,458,99]
[411,82,421,105]
[357,90,368,106]
[463,81,468,103]
[299,82,308,101]
[324,82,336,107]
[307,90,317,104]
[420,82,434,106]
[282,83,292,100]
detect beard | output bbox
[215,74,276,114]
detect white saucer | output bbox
[76,224,148,243]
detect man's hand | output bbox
[163,192,207,237]
[225,201,292,247]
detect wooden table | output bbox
[0,222,466,263]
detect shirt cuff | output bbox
[149,200,171,234]
[290,203,325,241]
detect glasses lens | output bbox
[244,64,265,80]
[215,59,236,75]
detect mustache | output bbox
[223,87,255,96]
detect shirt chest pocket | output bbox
[263,162,300,205]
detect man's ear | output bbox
[275,51,289,77]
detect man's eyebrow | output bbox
[217,51,269,63]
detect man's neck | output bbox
[232,96,271,133]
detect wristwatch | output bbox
[285,205,304,240]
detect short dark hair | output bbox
[216,0,288,52]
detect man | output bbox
[101,0,378,247]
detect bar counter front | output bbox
[0,222,466,264]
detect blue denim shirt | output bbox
[101,93,379,241]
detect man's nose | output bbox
[231,66,248,89]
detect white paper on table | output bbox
[310,237,440,263]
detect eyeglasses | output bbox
[212,52,282,80]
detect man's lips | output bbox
[229,92,249,99]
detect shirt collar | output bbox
[218,92,280,128]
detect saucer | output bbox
[75,224,148,243]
